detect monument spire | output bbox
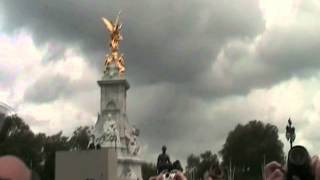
[55,13,143,180]
[101,11,125,78]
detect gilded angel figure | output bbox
[101,12,126,74]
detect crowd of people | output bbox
[150,145,320,180]
[2,145,320,180]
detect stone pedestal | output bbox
[55,148,118,180]
[118,157,144,180]
[92,66,143,180]
[55,148,144,180]
[95,79,129,151]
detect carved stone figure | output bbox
[87,126,97,149]
[102,113,120,146]
[125,126,140,156]
[93,113,121,147]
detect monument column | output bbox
[95,74,130,148]
[98,78,129,116]
[56,13,143,180]
[92,13,143,180]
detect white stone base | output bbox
[118,156,144,180]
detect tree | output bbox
[41,131,70,180]
[69,126,90,150]
[220,120,285,180]
[0,113,5,135]
[187,154,200,170]
[141,162,157,180]
[186,154,200,180]
[0,116,44,176]
[40,126,91,179]
[0,116,96,180]
[198,151,219,179]
[186,151,219,180]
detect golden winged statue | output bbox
[101,12,125,75]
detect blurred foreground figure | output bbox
[207,165,224,180]
[149,171,187,180]
[0,155,31,180]
[264,155,320,180]
[266,119,316,180]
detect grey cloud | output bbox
[6,0,319,165]
[0,6,266,160]
[127,82,250,163]
[188,19,320,99]
[235,24,320,91]
[0,69,17,88]
[22,114,50,127]
[0,0,264,86]
[24,74,73,103]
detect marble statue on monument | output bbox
[125,126,140,156]
[88,12,143,180]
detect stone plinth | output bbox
[118,156,144,180]
[95,79,130,150]
[92,76,143,180]
[55,148,117,180]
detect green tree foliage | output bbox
[198,151,219,177]
[0,115,91,180]
[41,131,69,180]
[220,120,285,180]
[186,153,200,170]
[0,113,6,137]
[186,151,219,180]
[141,162,157,180]
[68,126,90,150]
[0,116,43,174]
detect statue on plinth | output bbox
[157,145,172,174]
[150,146,185,180]
[102,12,126,77]
[91,113,121,148]
[125,126,141,156]
[102,113,120,147]
[93,13,144,180]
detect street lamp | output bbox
[286,118,296,149]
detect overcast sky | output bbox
[1,0,320,165]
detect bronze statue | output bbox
[157,145,172,174]
[101,12,125,75]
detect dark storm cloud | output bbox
[183,17,320,100]
[23,70,98,104]
[0,0,264,86]
[126,83,248,162]
[0,0,291,163]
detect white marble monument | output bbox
[90,13,143,180]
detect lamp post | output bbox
[286,118,296,149]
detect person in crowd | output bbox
[265,155,320,180]
[0,155,32,180]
